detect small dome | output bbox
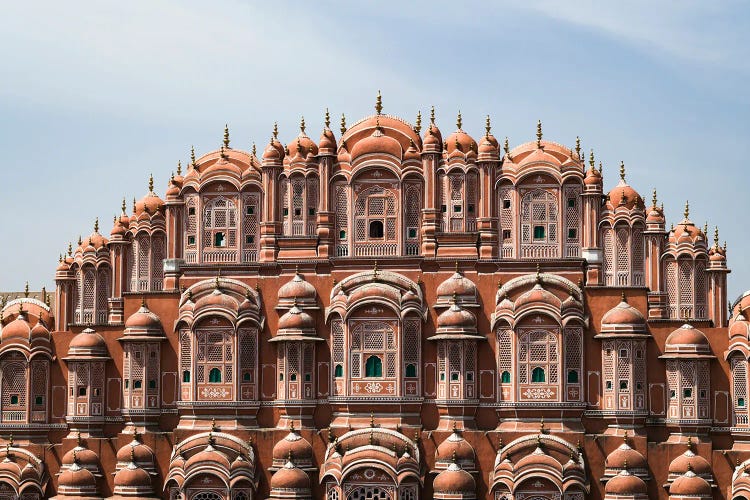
[432,462,476,494]
[0,458,21,477]
[606,179,645,212]
[436,302,477,332]
[287,130,319,159]
[272,429,313,467]
[601,296,646,333]
[76,230,109,254]
[135,192,165,218]
[58,463,97,489]
[606,442,647,471]
[68,328,109,358]
[436,270,478,306]
[445,124,477,156]
[1,313,31,342]
[319,127,337,154]
[277,305,316,332]
[19,462,39,482]
[605,469,648,495]
[664,324,711,356]
[435,430,476,469]
[30,316,50,342]
[423,122,443,152]
[124,302,163,332]
[114,462,152,488]
[584,165,602,186]
[350,128,403,160]
[646,204,666,224]
[278,272,317,308]
[515,283,561,310]
[193,287,240,314]
[669,449,712,477]
[669,469,712,496]
[184,443,231,470]
[270,461,311,490]
[116,438,155,466]
[62,443,100,469]
[263,138,284,161]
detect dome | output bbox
[193,287,240,314]
[272,429,314,468]
[270,461,310,490]
[404,139,421,161]
[277,272,317,308]
[277,305,316,332]
[435,270,478,306]
[19,462,39,482]
[729,315,750,339]
[319,127,337,154]
[263,137,285,161]
[664,324,712,356]
[184,444,231,470]
[669,449,711,477]
[62,443,100,469]
[423,121,443,153]
[67,328,109,359]
[0,458,21,477]
[506,139,581,170]
[606,443,647,471]
[1,313,30,342]
[116,438,155,466]
[124,301,163,336]
[58,463,96,489]
[135,191,165,219]
[600,295,646,334]
[669,469,711,496]
[515,283,561,310]
[584,165,602,186]
[605,469,648,495]
[30,316,50,342]
[287,127,319,159]
[669,205,706,246]
[342,113,420,158]
[350,128,404,160]
[606,179,645,211]
[435,430,476,469]
[114,462,152,488]
[77,230,109,254]
[432,462,476,494]
[445,118,477,156]
[437,302,477,330]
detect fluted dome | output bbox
[435,430,476,470]
[272,429,314,469]
[277,272,317,309]
[277,305,315,332]
[669,449,711,478]
[287,127,318,159]
[432,462,476,495]
[113,462,152,488]
[123,302,163,338]
[607,180,645,211]
[67,328,109,359]
[270,461,310,490]
[1,313,31,342]
[669,469,711,496]
[437,302,477,330]
[58,463,97,489]
[135,191,165,218]
[435,270,478,307]
[606,442,647,472]
[605,469,648,495]
[319,127,337,154]
[600,296,646,334]
[663,324,712,357]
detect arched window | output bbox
[208,368,222,383]
[334,364,343,378]
[501,371,511,383]
[365,356,383,378]
[439,171,477,232]
[405,364,417,378]
[353,185,398,257]
[202,197,238,262]
[520,189,559,259]
[531,367,546,383]
[567,370,578,383]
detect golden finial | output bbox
[485,115,491,136]
[623,458,629,471]
[76,431,81,447]
[94,218,99,233]
[536,119,542,147]
[413,428,420,443]
[536,263,542,283]
[703,222,708,236]
[687,462,694,473]
[72,448,78,464]
[300,116,306,134]
[78,235,82,246]
[623,429,628,443]
[714,226,720,247]
[273,122,279,139]
[540,416,545,433]
[324,108,331,129]
[251,143,257,158]
[599,161,604,176]
[67,242,72,256]
[652,189,657,207]
[220,145,226,159]
[684,200,690,220]
[133,197,137,213]
[456,110,462,130]
[621,291,627,303]
[24,281,29,298]
[176,160,182,176]
[575,136,581,158]
[289,420,295,433]
[121,197,127,214]
[619,161,626,181]
[190,145,196,166]
[148,174,154,193]
[340,113,347,135]
[451,450,457,463]
[327,427,335,443]
[415,110,422,134]
[375,90,383,114]
[503,137,509,155]
[223,124,230,148]
[369,429,374,445]
[686,436,693,450]
[211,417,217,432]
[370,412,375,427]
[430,105,435,124]
[589,149,595,169]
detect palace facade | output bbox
[0,98,748,499]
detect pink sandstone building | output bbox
[0,96,746,499]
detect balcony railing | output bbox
[354,243,398,257]
[202,250,237,263]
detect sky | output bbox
[1,1,749,301]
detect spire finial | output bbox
[289,420,295,433]
[68,242,72,256]
[24,281,29,298]
[94,218,99,233]
[485,115,491,136]
[623,458,629,471]
[451,450,457,463]
[148,174,154,193]
[536,263,542,283]
[273,122,279,139]
[703,221,708,236]
[370,411,375,428]
[619,161,626,181]
[223,124,230,148]
[652,189,657,207]
[687,435,693,450]
[324,108,330,129]
[540,416,545,433]
[684,200,690,220]
[415,110,422,134]
[251,143,257,159]
[300,116,306,134]
[76,431,82,447]
[340,113,347,135]
[133,197,137,213]
[575,136,581,159]
[621,291,627,303]
[503,137,509,155]
[430,105,435,124]
[623,429,628,443]
[456,110,462,130]
[375,90,383,115]
[714,226,720,247]
[589,149,595,169]
[176,160,182,176]
[536,119,542,147]
[121,197,127,214]
[190,145,196,166]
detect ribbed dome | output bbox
[278,272,317,307]
[113,462,152,488]
[669,449,711,477]
[605,469,648,495]
[124,302,163,337]
[270,461,310,490]
[67,328,109,358]
[58,463,96,489]
[277,305,315,331]
[606,442,647,471]
[669,469,711,496]
[272,429,313,467]
[435,430,476,469]
[607,180,645,211]
[432,462,476,494]
[1,314,30,342]
[664,324,711,355]
[437,302,477,330]
[601,296,646,334]
[135,192,165,218]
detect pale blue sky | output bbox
[1,1,749,301]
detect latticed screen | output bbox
[404,183,421,255]
[518,329,559,385]
[732,358,748,425]
[239,328,257,400]
[242,192,260,262]
[185,196,197,247]
[279,177,289,233]
[95,266,110,322]
[402,319,420,377]
[348,486,391,500]
[31,360,47,413]
[203,197,238,248]
[334,183,349,256]
[150,233,165,290]
[564,327,582,399]
[520,189,559,258]
[353,185,399,256]
[349,321,397,381]
[1,361,26,420]
[137,234,150,289]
